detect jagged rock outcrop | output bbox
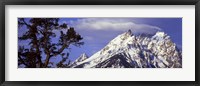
[72,30,182,68]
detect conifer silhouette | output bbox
[18,18,83,68]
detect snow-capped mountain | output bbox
[72,30,182,68]
[70,53,88,67]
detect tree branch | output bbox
[53,44,68,56]
[18,54,29,67]
[21,18,31,28]
[44,52,51,67]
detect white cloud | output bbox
[68,18,161,35]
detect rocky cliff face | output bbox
[72,30,182,68]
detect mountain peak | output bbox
[75,53,88,62]
[128,29,132,34]
[126,29,133,36]
[154,31,165,37]
[73,30,181,68]
[70,53,89,67]
[81,53,87,56]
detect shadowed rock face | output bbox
[94,54,133,68]
[72,30,182,68]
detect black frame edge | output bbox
[1,81,198,86]
[0,0,5,85]
[0,0,199,86]
[195,1,200,86]
[1,0,200,5]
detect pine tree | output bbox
[18,18,83,68]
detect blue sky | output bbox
[18,18,182,65]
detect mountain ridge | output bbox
[71,30,182,68]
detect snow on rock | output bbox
[70,53,88,67]
[73,30,182,68]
